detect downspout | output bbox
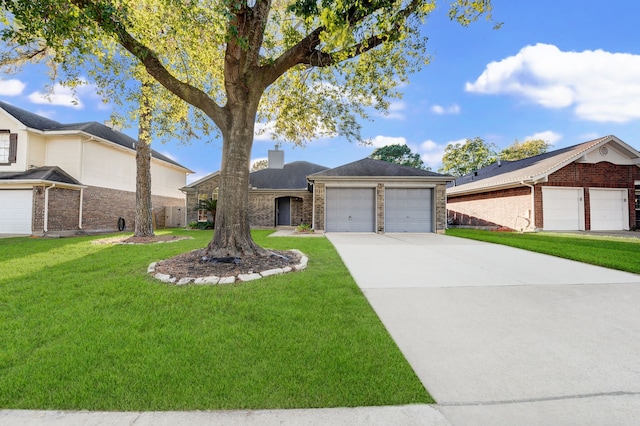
[44,183,56,233]
[521,181,535,231]
[78,187,84,229]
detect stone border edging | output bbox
[148,249,308,285]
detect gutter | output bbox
[520,181,535,231]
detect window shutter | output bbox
[8,133,17,163]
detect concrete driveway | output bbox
[326,233,640,426]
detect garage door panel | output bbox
[385,188,432,232]
[326,188,375,232]
[0,190,33,234]
[542,187,584,231]
[590,189,628,231]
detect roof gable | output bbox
[250,161,328,189]
[448,135,640,195]
[0,166,82,185]
[310,157,450,178]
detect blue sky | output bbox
[2,0,640,183]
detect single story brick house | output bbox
[181,149,329,227]
[447,135,640,231]
[184,150,453,233]
[0,100,193,236]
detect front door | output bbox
[277,197,291,226]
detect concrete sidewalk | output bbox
[0,405,448,426]
[327,232,640,426]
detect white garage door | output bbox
[542,187,585,231]
[326,188,375,232]
[0,190,33,234]
[590,188,629,231]
[385,188,433,232]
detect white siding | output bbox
[28,133,47,168]
[81,140,136,191]
[45,136,82,179]
[151,161,188,199]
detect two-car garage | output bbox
[541,187,629,231]
[324,187,434,233]
[309,158,451,233]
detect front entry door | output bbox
[277,197,291,226]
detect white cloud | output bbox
[431,104,460,115]
[382,101,406,120]
[0,79,26,96]
[369,135,407,148]
[466,43,640,123]
[418,139,452,169]
[28,83,86,109]
[254,121,276,141]
[250,157,268,170]
[523,130,562,145]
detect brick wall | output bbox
[248,191,312,227]
[82,186,184,232]
[313,183,325,231]
[376,183,385,233]
[448,186,533,231]
[48,188,82,231]
[449,162,640,231]
[185,175,220,224]
[537,162,640,229]
[435,183,448,232]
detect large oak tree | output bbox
[1,0,496,257]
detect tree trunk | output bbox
[134,83,155,237]
[205,98,267,258]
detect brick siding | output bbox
[448,186,532,230]
[449,162,640,230]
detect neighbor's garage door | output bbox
[542,187,584,231]
[590,188,629,231]
[0,190,33,234]
[326,187,375,232]
[385,188,433,232]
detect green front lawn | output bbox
[0,230,430,410]
[446,228,640,274]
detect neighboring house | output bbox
[308,158,451,233]
[447,135,640,232]
[181,149,328,227]
[183,150,452,233]
[0,100,193,235]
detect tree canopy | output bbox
[1,0,496,256]
[369,144,428,170]
[438,137,497,176]
[499,139,550,161]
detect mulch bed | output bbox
[153,248,300,280]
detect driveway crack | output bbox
[438,391,640,407]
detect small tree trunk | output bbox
[206,98,267,258]
[134,83,155,237]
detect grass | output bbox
[0,230,431,411]
[446,228,640,274]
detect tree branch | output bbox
[261,0,423,88]
[69,0,227,127]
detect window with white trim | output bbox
[0,131,16,164]
[197,193,209,222]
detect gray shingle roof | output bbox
[310,157,451,177]
[0,166,82,185]
[250,161,328,189]
[448,135,640,195]
[0,100,191,171]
